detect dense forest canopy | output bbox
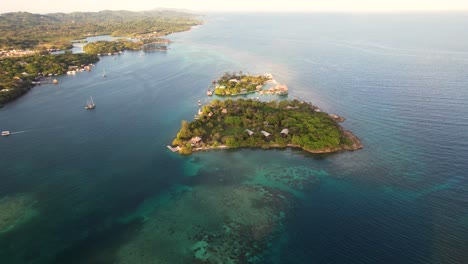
[0,10,202,49]
[171,99,362,154]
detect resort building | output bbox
[190,136,202,146]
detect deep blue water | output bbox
[0,12,467,263]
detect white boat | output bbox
[1,131,10,136]
[102,69,107,77]
[85,96,96,110]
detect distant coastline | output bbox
[0,10,203,107]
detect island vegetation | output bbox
[170,99,363,155]
[82,37,171,55]
[83,39,141,54]
[0,53,99,106]
[0,10,202,51]
[211,71,289,96]
[213,72,271,96]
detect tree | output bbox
[176,120,192,139]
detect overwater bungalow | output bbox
[276,84,288,95]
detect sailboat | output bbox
[85,96,96,110]
[102,69,107,77]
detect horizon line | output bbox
[2,9,468,15]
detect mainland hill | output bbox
[0,10,202,50]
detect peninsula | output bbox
[0,53,99,107]
[169,98,363,155]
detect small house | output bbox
[190,136,202,146]
[280,128,289,135]
[261,131,271,137]
[222,109,228,114]
[245,129,254,136]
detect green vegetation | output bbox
[171,99,363,154]
[82,38,170,54]
[0,10,202,50]
[83,39,141,54]
[0,53,99,104]
[214,71,270,96]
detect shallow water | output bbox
[0,12,467,263]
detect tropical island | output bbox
[82,39,141,55]
[212,72,288,96]
[169,98,363,155]
[82,38,170,55]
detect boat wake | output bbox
[10,131,27,135]
[4,126,66,136]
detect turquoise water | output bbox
[0,13,467,263]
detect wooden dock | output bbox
[167,145,180,152]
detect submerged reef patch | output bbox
[115,185,293,263]
[0,193,38,233]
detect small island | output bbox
[212,72,288,96]
[169,98,363,155]
[82,38,171,55]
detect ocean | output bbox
[0,12,467,263]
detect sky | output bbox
[1,0,468,14]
